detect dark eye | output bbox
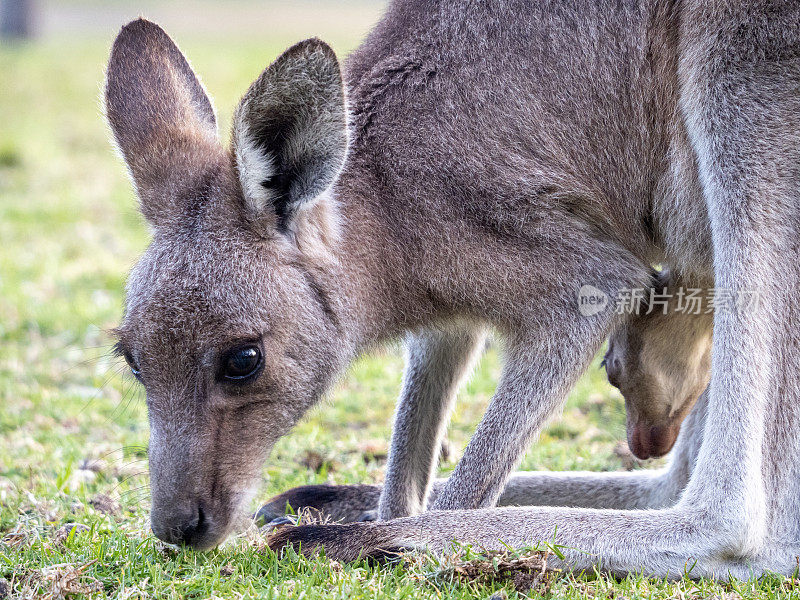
[123,351,142,381]
[221,345,263,382]
[602,352,622,389]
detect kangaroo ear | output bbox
[105,19,219,223]
[652,266,672,289]
[233,39,347,231]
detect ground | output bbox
[0,5,796,599]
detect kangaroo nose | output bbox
[152,503,210,546]
[629,422,680,460]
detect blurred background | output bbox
[1,0,385,42]
[0,2,634,596]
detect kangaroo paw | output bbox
[267,522,412,563]
[257,484,383,525]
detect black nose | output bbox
[153,503,210,546]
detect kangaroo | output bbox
[256,268,714,524]
[603,269,713,460]
[105,0,800,579]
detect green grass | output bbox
[0,19,794,600]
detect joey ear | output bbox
[105,19,220,223]
[652,266,672,289]
[232,39,347,231]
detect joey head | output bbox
[603,270,712,459]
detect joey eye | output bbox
[123,351,142,381]
[603,353,622,389]
[221,345,263,382]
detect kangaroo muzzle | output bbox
[150,499,213,547]
[628,421,681,460]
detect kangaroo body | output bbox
[260,271,714,522]
[105,0,800,579]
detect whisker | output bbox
[77,364,128,416]
[110,376,144,424]
[110,471,150,494]
[84,446,149,465]
[119,484,152,500]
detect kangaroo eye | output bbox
[221,345,263,382]
[123,351,142,381]
[603,353,622,389]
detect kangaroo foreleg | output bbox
[266,401,757,579]
[269,390,743,577]
[258,389,706,522]
[378,323,487,519]
[258,469,668,525]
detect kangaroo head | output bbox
[603,270,713,460]
[105,20,348,548]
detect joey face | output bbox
[604,276,713,460]
[105,20,348,548]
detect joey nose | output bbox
[629,422,679,460]
[629,424,652,460]
[151,502,211,547]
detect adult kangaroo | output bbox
[104,0,800,580]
